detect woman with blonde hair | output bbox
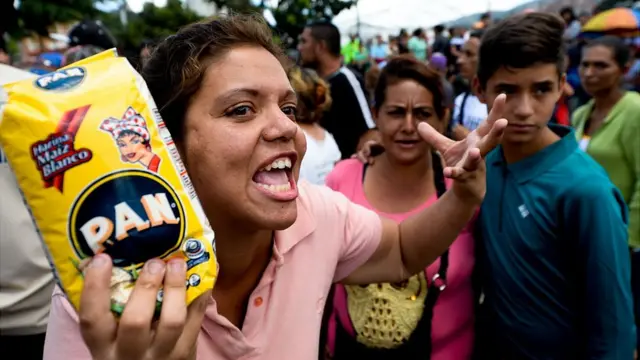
[288,66,340,185]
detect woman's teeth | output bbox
[261,157,292,171]
[258,183,292,192]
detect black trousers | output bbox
[0,333,46,360]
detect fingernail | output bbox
[145,260,165,274]
[90,254,109,268]
[168,260,186,273]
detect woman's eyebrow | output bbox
[281,89,297,102]
[218,88,296,103]
[218,88,260,103]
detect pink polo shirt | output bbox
[325,159,476,360]
[43,181,383,360]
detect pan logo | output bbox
[35,67,86,91]
[68,169,185,268]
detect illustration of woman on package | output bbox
[100,107,161,172]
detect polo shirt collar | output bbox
[490,124,578,184]
[273,182,317,262]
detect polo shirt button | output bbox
[254,296,263,307]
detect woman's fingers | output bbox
[462,148,482,171]
[151,259,188,356]
[476,93,507,137]
[171,291,211,359]
[477,118,508,157]
[116,259,166,358]
[417,122,454,154]
[443,148,482,178]
[79,254,117,358]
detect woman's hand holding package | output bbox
[417,94,508,204]
[80,254,208,360]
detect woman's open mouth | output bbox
[395,139,420,148]
[126,153,137,159]
[252,155,298,201]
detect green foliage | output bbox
[207,0,356,46]
[207,0,260,13]
[271,0,356,46]
[14,0,101,36]
[98,0,203,52]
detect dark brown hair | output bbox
[141,14,286,141]
[373,55,447,120]
[477,12,565,88]
[584,35,631,69]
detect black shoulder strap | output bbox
[429,151,449,284]
[457,91,472,128]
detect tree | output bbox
[206,0,260,13]
[271,0,355,43]
[206,0,356,47]
[12,0,103,36]
[98,0,203,54]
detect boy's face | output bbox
[476,63,564,144]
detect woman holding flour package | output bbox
[43,14,506,360]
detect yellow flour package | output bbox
[0,49,217,315]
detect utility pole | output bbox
[356,0,361,37]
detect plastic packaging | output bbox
[0,49,217,315]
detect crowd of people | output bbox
[0,5,639,360]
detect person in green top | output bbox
[407,28,428,62]
[573,36,639,248]
[341,35,360,65]
[573,35,640,353]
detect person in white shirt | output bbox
[450,30,488,140]
[288,66,341,185]
[0,64,55,360]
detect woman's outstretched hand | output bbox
[417,94,508,204]
[79,254,209,360]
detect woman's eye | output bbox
[282,106,297,116]
[227,105,252,117]
[387,110,405,117]
[416,111,432,119]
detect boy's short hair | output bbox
[477,12,566,88]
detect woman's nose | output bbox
[402,113,418,131]
[262,108,298,142]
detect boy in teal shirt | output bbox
[474,13,635,359]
